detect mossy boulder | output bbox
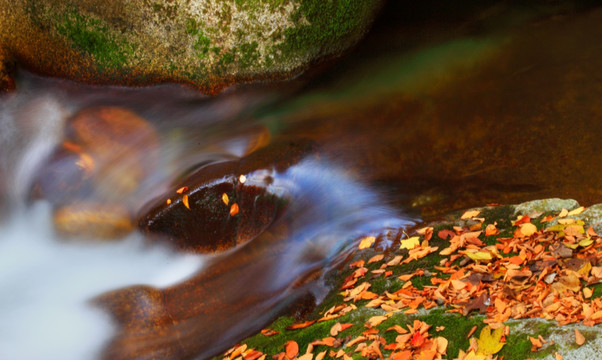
[217,198,602,360]
[0,0,384,93]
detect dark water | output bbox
[0,2,601,359]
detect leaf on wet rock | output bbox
[568,206,585,216]
[182,194,190,210]
[461,210,481,219]
[222,193,229,205]
[366,315,388,327]
[575,328,586,346]
[400,236,420,250]
[359,236,376,249]
[476,325,505,355]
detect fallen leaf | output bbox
[366,315,388,327]
[260,329,279,336]
[466,251,493,261]
[400,236,420,250]
[485,224,499,236]
[286,320,316,330]
[368,254,384,264]
[438,229,455,240]
[583,287,593,299]
[461,210,481,219]
[476,325,505,355]
[176,186,188,194]
[166,198,172,205]
[298,354,313,360]
[285,341,299,359]
[559,208,569,217]
[520,223,537,236]
[575,329,585,346]
[555,352,563,360]
[359,236,376,250]
[222,193,229,205]
[568,206,585,216]
[529,336,543,351]
[183,194,190,210]
[230,203,239,216]
[315,351,326,360]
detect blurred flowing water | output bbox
[1,2,601,359]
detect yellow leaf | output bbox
[466,251,493,261]
[568,206,585,216]
[222,193,229,205]
[559,208,569,217]
[577,261,592,277]
[476,325,505,356]
[578,237,593,247]
[182,194,190,210]
[461,210,481,220]
[400,236,420,250]
[520,223,537,236]
[462,350,487,360]
[359,236,376,250]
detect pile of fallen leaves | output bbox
[352,206,602,328]
[221,206,600,360]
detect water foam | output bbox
[0,203,205,360]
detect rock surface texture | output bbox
[0,0,384,92]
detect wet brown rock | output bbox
[53,202,134,239]
[139,139,317,253]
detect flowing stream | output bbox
[1,2,602,359]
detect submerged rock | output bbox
[0,0,384,92]
[139,139,317,252]
[30,106,158,239]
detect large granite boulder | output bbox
[0,0,384,92]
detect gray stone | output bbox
[513,198,580,216]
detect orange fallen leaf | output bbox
[386,325,408,334]
[176,186,188,194]
[230,203,239,216]
[368,254,384,264]
[183,194,190,210]
[286,320,316,330]
[166,198,172,205]
[466,325,478,339]
[285,341,299,359]
[315,351,326,360]
[485,224,499,236]
[555,352,563,360]
[260,329,279,336]
[311,337,335,347]
[529,336,543,351]
[575,329,585,346]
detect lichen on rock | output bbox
[0,0,385,92]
